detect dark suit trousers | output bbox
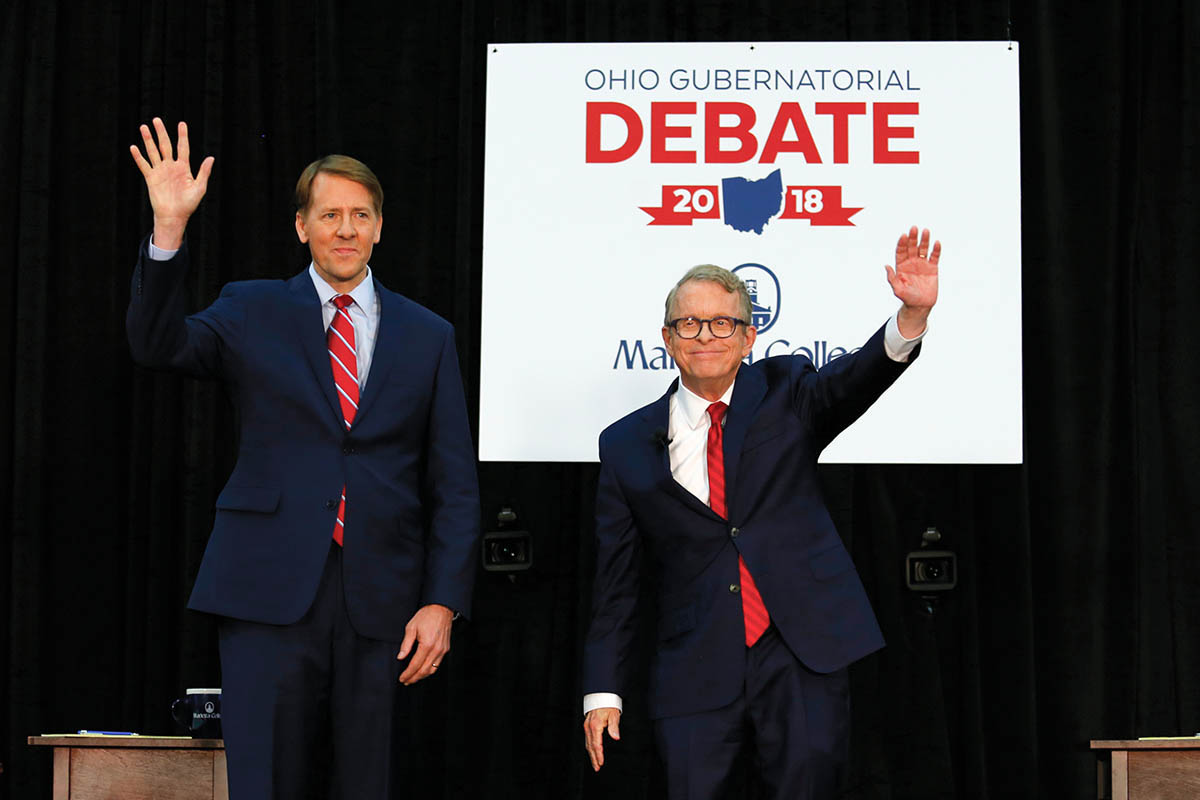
[218,543,405,800]
[654,626,850,800]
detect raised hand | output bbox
[129,117,214,250]
[885,226,941,338]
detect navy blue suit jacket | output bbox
[127,239,480,641]
[583,325,915,719]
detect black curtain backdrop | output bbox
[3,1,1197,798]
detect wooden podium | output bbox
[27,736,227,800]
[1091,739,1200,799]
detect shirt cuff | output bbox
[147,238,179,262]
[583,692,623,716]
[883,312,925,363]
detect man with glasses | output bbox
[583,228,941,799]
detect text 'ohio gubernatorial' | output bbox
[583,67,922,93]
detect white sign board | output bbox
[481,42,1022,463]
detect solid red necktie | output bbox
[706,402,770,647]
[328,295,359,546]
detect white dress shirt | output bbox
[582,313,924,716]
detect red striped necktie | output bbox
[328,294,359,546]
[706,402,770,647]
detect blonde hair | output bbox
[295,155,383,215]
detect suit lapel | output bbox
[640,381,674,487]
[289,271,343,426]
[352,278,405,428]
[722,365,767,521]
[641,379,725,521]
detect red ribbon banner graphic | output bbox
[778,185,862,226]
[639,185,721,226]
[639,183,861,228]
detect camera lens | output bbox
[905,550,956,592]
[481,530,533,572]
[486,538,528,564]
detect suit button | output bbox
[325,499,337,510]
[729,584,740,594]
[730,527,740,538]
[342,444,355,455]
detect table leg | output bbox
[215,749,228,800]
[1112,750,1128,800]
[52,749,70,800]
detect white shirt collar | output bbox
[674,379,736,430]
[308,264,375,312]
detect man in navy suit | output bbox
[127,118,480,799]
[583,230,941,799]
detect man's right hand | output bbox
[583,706,621,772]
[129,117,214,250]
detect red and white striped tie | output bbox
[328,294,358,546]
[706,402,770,647]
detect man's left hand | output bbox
[397,603,454,685]
[886,226,941,338]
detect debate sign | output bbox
[481,42,1021,463]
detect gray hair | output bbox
[663,264,753,327]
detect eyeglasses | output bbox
[667,316,747,339]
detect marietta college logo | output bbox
[732,263,781,334]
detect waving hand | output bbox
[129,117,214,250]
[885,226,941,338]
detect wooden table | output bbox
[1091,739,1200,799]
[27,736,226,800]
